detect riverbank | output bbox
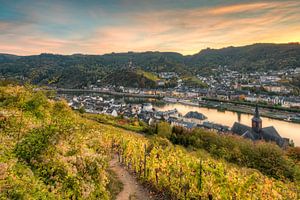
[156,102,300,146]
[202,97,300,113]
[55,88,163,99]
[163,97,300,124]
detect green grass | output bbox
[137,69,160,81]
[182,76,208,88]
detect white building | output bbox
[142,103,153,112]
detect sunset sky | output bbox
[0,0,300,55]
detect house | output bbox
[111,110,118,117]
[263,85,283,93]
[283,97,300,108]
[260,76,281,83]
[201,121,230,132]
[157,80,165,86]
[159,72,178,79]
[231,105,289,147]
[142,103,153,112]
[169,119,197,130]
[245,96,258,102]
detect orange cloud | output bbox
[209,2,274,15]
[1,1,300,55]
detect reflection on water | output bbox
[156,103,300,146]
[237,112,241,123]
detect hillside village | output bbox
[62,91,291,148]
[84,66,300,109]
[63,93,229,132]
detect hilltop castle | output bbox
[231,105,289,147]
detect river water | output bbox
[156,103,300,146]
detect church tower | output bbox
[252,105,262,133]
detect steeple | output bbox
[254,104,260,118]
[252,104,262,133]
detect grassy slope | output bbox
[0,86,113,199]
[182,76,208,88]
[0,85,299,199]
[136,69,160,82]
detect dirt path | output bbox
[109,157,153,200]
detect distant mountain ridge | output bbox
[1,43,300,88]
[187,43,300,71]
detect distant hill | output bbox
[187,43,300,72]
[1,43,300,88]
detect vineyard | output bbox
[94,127,298,199]
[0,85,299,199]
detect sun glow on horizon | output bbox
[0,0,300,55]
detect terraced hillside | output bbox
[0,85,299,199]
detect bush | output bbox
[287,147,300,162]
[21,91,48,119]
[14,126,57,162]
[157,122,172,138]
[170,127,298,181]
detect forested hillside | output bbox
[0,43,300,88]
[0,85,299,199]
[187,43,300,72]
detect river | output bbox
[156,103,300,146]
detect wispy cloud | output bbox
[0,0,300,55]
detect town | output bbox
[56,66,300,122]
[60,90,292,148]
[85,66,300,110]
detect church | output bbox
[231,105,289,147]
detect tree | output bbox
[78,106,85,114]
[157,122,172,138]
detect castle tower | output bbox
[252,105,262,133]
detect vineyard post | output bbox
[155,168,159,186]
[133,157,136,173]
[183,183,190,200]
[121,138,124,164]
[232,194,236,200]
[118,147,121,163]
[198,159,203,191]
[144,144,147,178]
[127,157,131,169]
[120,147,122,163]
[179,167,183,191]
[111,139,114,154]
[139,156,142,177]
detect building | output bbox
[231,105,289,147]
[169,119,197,130]
[142,103,153,112]
[156,80,165,87]
[201,121,230,132]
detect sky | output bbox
[0,0,300,55]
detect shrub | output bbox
[169,127,298,180]
[14,126,57,162]
[157,121,172,138]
